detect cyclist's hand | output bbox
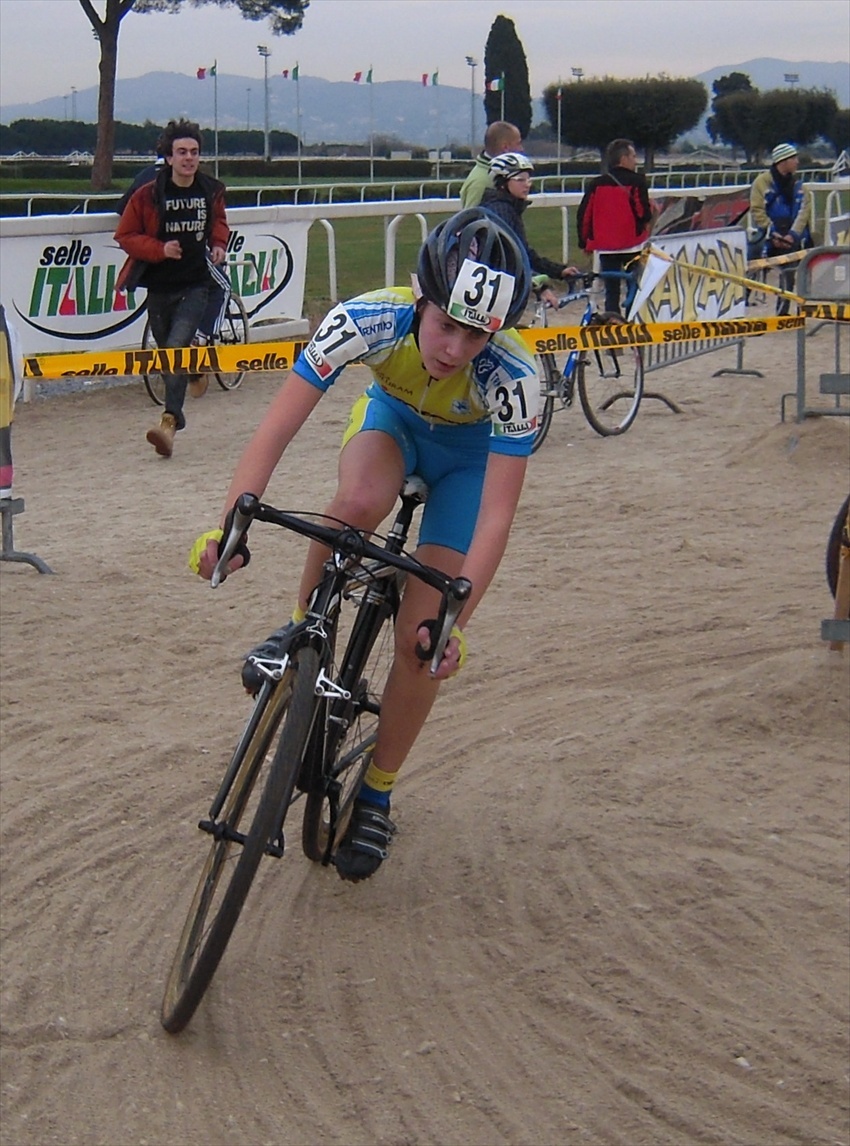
[540,287,560,309]
[415,622,467,679]
[188,523,250,582]
[560,266,581,278]
[209,245,226,265]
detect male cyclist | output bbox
[192,209,536,882]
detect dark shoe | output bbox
[241,622,295,694]
[334,799,396,883]
[146,413,177,457]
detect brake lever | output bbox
[416,576,472,676]
[211,492,259,588]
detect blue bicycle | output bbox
[532,271,644,450]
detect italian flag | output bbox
[486,76,504,92]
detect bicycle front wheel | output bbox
[141,317,166,406]
[214,294,249,392]
[301,592,398,863]
[531,354,557,454]
[160,646,321,1034]
[578,343,644,437]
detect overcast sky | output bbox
[0,0,847,107]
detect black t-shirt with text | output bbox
[144,177,210,293]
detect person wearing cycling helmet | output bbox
[481,152,579,308]
[191,209,537,882]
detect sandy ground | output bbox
[1,317,848,1146]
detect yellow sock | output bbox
[363,759,398,795]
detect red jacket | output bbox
[577,167,652,253]
[114,168,228,291]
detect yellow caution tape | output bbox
[24,338,309,380]
[23,310,847,381]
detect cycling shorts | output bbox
[342,387,490,554]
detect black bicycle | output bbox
[160,482,470,1034]
[532,271,644,450]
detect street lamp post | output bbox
[70,86,77,120]
[465,55,477,152]
[257,45,271,162]
[246,87,251,132]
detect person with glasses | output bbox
[481,152,578,308]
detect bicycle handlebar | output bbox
[213,492,473,675]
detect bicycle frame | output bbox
[204,484,470,858]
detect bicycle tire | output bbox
[826,494,850,599]
[531,353,557,454]
[214,294,249,392]
[301,587,399,863]
[577,342,644,437]
[160,646,321,1033]
[141,317,166,406]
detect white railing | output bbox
[0,167,835,216]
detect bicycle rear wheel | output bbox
[826,494,850,598]
[301,591,398,863]
[531,353,558,454]
[577,343,644,437]
[214,294,249,391]
[160,646,320,1033]
[141,317,166,406]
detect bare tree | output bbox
[78,0,308,190]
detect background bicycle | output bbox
[160,485,470,1034]
[142,260,251,405]
[531,270,644,450]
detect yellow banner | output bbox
[518,313,805,356]
[22,315,827,380]
[25,339,309,380]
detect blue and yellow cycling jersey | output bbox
[293,287,539,456]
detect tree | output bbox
[78,0,308,190]
[706,72,755,147]
[542,76,707,170]
[707,89,762,161]
[483,15,532,138]
[826,107,850,155]
[708,84,840,162]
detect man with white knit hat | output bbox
[749,142,814,311]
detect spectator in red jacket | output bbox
[115,118,229,458]
[576,139,652,315]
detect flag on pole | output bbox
[282,69,289,78]
[366,67,373,84]
[431,71,439,86]
[353,71,362,83]
[283,65,299,80]
[421,73,428,87]
[197,65,216,79]
[292,63,299,80]
[486,76,504,92]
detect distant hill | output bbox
[1,59,846,147]
[0,72,497,149]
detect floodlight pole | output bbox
[258,45,271,162]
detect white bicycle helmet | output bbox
[489,152,535,183]
[416,208,532,331]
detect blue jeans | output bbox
[146,283,210,429]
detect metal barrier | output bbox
[781,246,850,422]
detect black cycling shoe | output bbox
[334,799,397,883]
[241,622,295,694]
